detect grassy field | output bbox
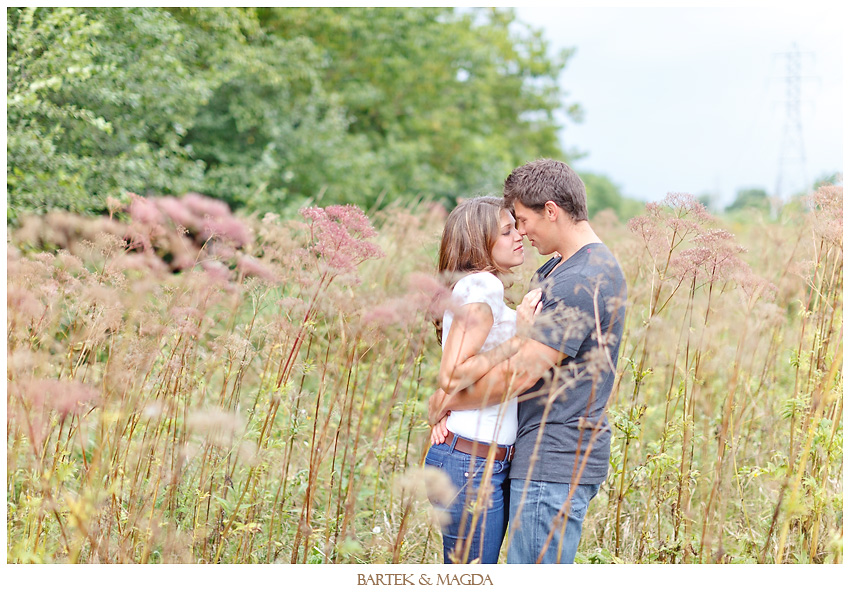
[6,187,842,563]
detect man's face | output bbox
[513,202,552,255]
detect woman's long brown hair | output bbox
[434,196,507,343]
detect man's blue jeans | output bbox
[506,479,599,564]
[424,438,511,564]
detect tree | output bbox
[8,7,581,220]
[580,171,644,220]
[173,8,362,213]
[6,8,211,221]
[813,171,842,189]
[251,7,577,207]
[725,188,771,214]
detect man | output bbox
[429,159,627,564]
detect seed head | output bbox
[808,184,843,247]
[300,205,385,278]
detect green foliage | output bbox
[6,8,209,222]
[725,187,771,214]
[209,7,576,210]
[813,171,842,189]
[7,7,576,220]
[580,171,644,220]
[171,8,366,212]
[7,8,109,218]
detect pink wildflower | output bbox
[129,195,162,226]
[112,252,169,276]
[809,184,843,247]
[661,193,711,240]
[407,272,456,319]
[237,255,277,282]
[201,260,233,285]
[364,297,416,328]
[426,202,449,221]
[170,250,198,272]
[156,197,200,230]
[208,242,236,260]
[627,214,664,255]
[170,306,203,338]
[201,215,250,247]
[50,380,100,418]
[670,246,712,281]
[664,192,712,224]
[56,250,84,273]
[364,272,457,330]
[694,228,747,284]
[106,195,124,218]
[629,194,716,275]
[182,193,232,219]
[736,270,778,308]
[300,205,385,278]
[15,378,100,420]
[7,286,44,322]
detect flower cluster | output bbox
[300,204,385,279]
[808,184,843,247]
[8,378,100,446]
[627,192,713,267]
[670,228,747,285]
[127,192,251,269]
[364,271,456,332]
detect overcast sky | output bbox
[514,4,844,208]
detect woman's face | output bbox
[491,209,524,270]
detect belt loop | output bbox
[448,431,459,453]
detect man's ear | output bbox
[544,200,559,221]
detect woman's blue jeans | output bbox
[424,437,511,564]
[506,479,600,564]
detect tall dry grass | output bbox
[6,187,842,563]
[583,187,842,563]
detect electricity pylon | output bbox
[774,43,812,204]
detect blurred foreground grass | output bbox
[6,188,842,563]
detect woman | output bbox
[425,196,541,564]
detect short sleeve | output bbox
[452,272,504,318]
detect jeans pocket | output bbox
[492,459,510,475]
[424,444,446,470]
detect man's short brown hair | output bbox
[503,158,588,222]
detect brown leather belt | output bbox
[446,431,514,462]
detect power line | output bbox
[774,43,815,203]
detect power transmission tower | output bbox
[774,43,813,204]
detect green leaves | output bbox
[7,7,207,221]
[8,7,577,221]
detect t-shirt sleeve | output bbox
[529,278,597,358]
[453,272,504,317]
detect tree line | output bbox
[7,7,642,223]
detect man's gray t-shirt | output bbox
[509,243,627,485]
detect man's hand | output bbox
[428,388,451,425]
[430,414,449,445]
[516,287,543,337]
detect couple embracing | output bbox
[425,159,627,564]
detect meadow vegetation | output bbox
[6,186,842,563]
